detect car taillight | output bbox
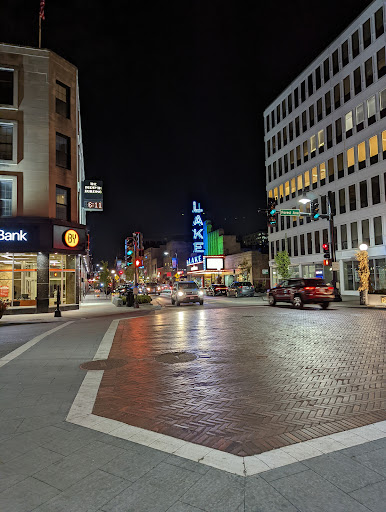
[328,287,334,290]
[304,287,316,290]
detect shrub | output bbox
[0,300,8,315]
[136,294,152,304]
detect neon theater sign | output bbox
[187,201,205,271]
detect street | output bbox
[0,295,385,511]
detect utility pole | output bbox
[327,192,341,301]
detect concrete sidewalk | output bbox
[0,308,385,511]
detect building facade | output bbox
[264,1,386,294]
[0,43,88,313]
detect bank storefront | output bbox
[0,219,87,314]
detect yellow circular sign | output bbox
[63,229,79,248]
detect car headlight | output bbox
[147,287,150,291]
[198,291,204,296]
[178,291,184,296]
[157,287,160,290]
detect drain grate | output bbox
[80,359,127,370]
[155,352,197,364]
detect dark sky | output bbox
[1,0,372,262]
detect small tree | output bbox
[356,249,370,304]
[274,251,292,280]
[238,258,251,280]
[99,261,110,295]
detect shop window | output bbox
[49,254,76,306]
[371,175,380,204]
[374,217,383,245]
[0,253,38,307]
[300,234,305,255]
[344,260,360,290]
[328,158,335,182]
[312,166,318,189]
[288,93,292,113]
[55,81,70,119]
[301,81,306,102]
[315,231,320,253]
[319,162,326,186]
[295,117,300,137]
[325,91,331,115]
[56,133,71,169]
[283,126,287,146]
[334,83,341,109]
[309,105,314,127]
[289,122,293,142]
[0,179,12,217]
[284,153,288,172]
[335,118,342,144]
[349,184,356,211]
[326,124,333,149]
[347,147,355,174]
[294,87,299,108]
[296,145,301,166]
[358,141,366,169]
[317,98,323,122]
[343,76,351,102]
[307,232,313,254]
[304,170,310,192]
[352,30,360,58]
[341,224,348,249]
[367,95,376,125]
[374,258,386,289]
[377,47,386,79]
[369,135,379,164]
[0,68,14,106]
[303,140,308,162]
[360,180,368,207]
[293,236,298,256]
[362,219,370,245]
[375,7,384,38]
[362,19,371,49]
[56,186,70,220]
[315,67,321,90]
[365,57,373,87]
[282,99,286,119]
[353,67,362,96]
[337,153,344,179]
[345,111,353,137]
[323,58,330,82]
[356,103,364,131]
[380,89,386,118]
[297,174,303,195]
[291,178,296,198]
[339,188,346,214]
[0,122,14,162]
[351,222,358,248]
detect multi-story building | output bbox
[0,43,88,313]
[264,1,386,295]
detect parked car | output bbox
[227,282,255,297]
[160,284,172,294]
[146,283,161,295]
[206,284,228,296]
[171,281,204,306]
[267,278,335,309]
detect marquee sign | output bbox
[192,201,204,254]
[82,180,103,211]
[187,255,203,266]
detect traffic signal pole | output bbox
[327,192,341,301]
[133,234,139,308]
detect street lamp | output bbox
[359,243,368,251]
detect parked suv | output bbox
[171,281,204,306]
[267,278,334,309]
[206,284,228,296]
[227,282,255,297]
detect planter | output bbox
[359,290,368,305]
[367,294,386,307]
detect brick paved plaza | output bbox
[93,306,386,456]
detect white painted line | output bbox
[67,317,386,477]
[0,321,74,368]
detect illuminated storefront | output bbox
[0,219,86,313]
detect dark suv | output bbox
[227,282,255,297]
[268,278,334,309]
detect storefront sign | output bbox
[53,225,86,252]
[205,257,224,270]
[315,269,324,278]
[0,285,9,297]
[82,180,103,211]
[0,224,41,252]
[63,229,80,248]
[192,201,205,254]
[0,229,28,241]
[187,255,203,266]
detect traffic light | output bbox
[133,232,140,248]
[311,200,320,220]
[267,198,277,226]
[125,237,134,265]
[135,258,143,268]
[322,243,331,265]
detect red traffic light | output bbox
[135,258,142,268]
[322,243,329,251]
[119,270,123,275]
[323,259,331,266]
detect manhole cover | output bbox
[80,359,127,370]
[155,352,197,364]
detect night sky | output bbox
[1,0,372,262]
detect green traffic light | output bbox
[127,250,133,255]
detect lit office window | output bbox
[56,186,70,220]
[304,170,310,191]
[303,140,309,162]
[328,158,335,182]
[345,111,353,136]
[319,163,326,186]
[297,174,303,195]
[347,147,355,174]
[312,166,318,189]
[291,178,296,198]
[285,181,290,199]
[268,189,273,198]
[369,135,379,164]
[382,130,386,157]
[356,103,364,130]
[367,95,376,124]
[358,141,366,169]
[273,187,278,200]
[337,153,344,179]
[310,134,316,155]
[317,130,324,150]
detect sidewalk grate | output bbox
[80,359,127,370]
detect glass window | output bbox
[0,253,38,307]
[375,7,384,38]
[291,178,296,197]
[56,186,70,220]
[308,74,313,95]
[349,184,356,211]
[265,116,270,133]
[352,30,360,58]
[317,130,324,149]
[347,147,355,173]
[334,83,341,108]
[377,47,386,78]
[319,162,326,185]
[360,180,368,207]
[323,58,330,82]
[293,236,298,256]
[0,123,13,160]
[371,175,380,204]
[310,134,316,154]
[317,98,323,121]
[277,132,282,150]
[341,224,348,249]
[351,222,358,248]
[294,87,299,108]
[374,217,383,245]
[369,135,379,164]
[343,75,350,102]
[312,166,318,189]
[272,136,276,154]
[56,133,71,169]
[309,104,314,127]
[345,111,353,134]
[271,111,275,128]
[301,81,306,102]
[285,181,290,199]
[362,219,370,245]
[342,40,349,66]
[304,170,310,191]
[297,174,303,194]
[300,234,305,255]
[326,124,333,148]
[266,140,270,157]
[288,93,292,113]
[358,141,366,169]
[353,67,362,95]
[0,179,12,217]
[337,153,344,179]
[307,232,313,254]
[289,122,293,141]
[55,81,70,118]
[282,99,286,118]
[283,126,287,146]
[325,91,331,115]
[279,184,284,202]
[356,103,364,128]
[0,69,14,105]
[296,145,301,165]
[362,19,371,49]
[290,149,294,169]
[315,67,321,89]
[380,89,386,117]
[302,111,307,132]
[365,57,373,87]
[49,254,76,306]
[315,231,320,253]
[295,116,300,137]
[339,188,346,214]
[328,158,334,182]
[303,140,308,161]
[276,105,281,123]
[383,131,386,155]
[335,118,342,143]
[284,153,288,171]
[367,95,376,120]
[332,49,339,75]
[273,187,278,200]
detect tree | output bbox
[356,249,370,305]
[238,258,251,280]
[274,251,292,280]
[99,261,110,295]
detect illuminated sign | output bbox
[187,255,203,266]
[205,257,224,270]
[82,180,103,211]
[0,229,27,241]
[63,229,80,248]
[192,201,205,254]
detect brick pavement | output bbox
[92,307,386,456]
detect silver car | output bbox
[227,281,255,298]
[171,281,204,306]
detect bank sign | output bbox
[82,180,103,211]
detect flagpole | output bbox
[39,15,42,49]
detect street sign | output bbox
[332,262,339,271]
[280,209,300,216]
